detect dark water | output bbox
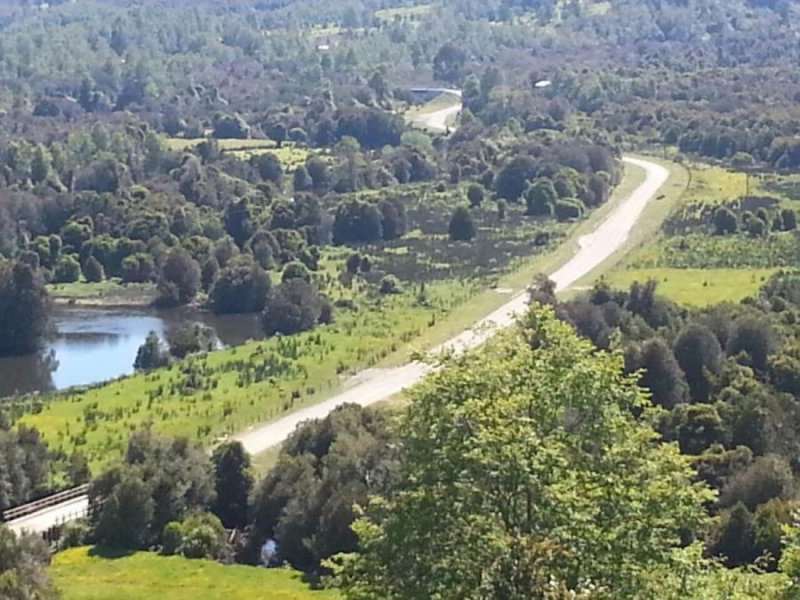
[0,307,264,398]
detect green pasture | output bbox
[53,547,338,600]
[606,268,776,307]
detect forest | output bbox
[2,0,800,597]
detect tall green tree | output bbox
[336,308,713,598]
[0,262,50,357]
[211,441,253,529]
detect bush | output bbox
[209,256,271,315]
[448,206,476,241]
[157,248,201,307]
[53,255,81,283]
[713,207,738,235]
[263,279,323,336]
[134,331,170,371]
[58,520,91,551]
[83,255,105,283]
[178,513,228,560]
[379,275,402,295]
[467,183,485,208]
[162,522,183,556]
[554,198,585,221]
[282,261,311,283]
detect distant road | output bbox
[7,156,669,536]
[407,88,463,132]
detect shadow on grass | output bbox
[88,546,137,560]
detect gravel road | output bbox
[233,156,670,456]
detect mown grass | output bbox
[53,547,338,600]
[606,268,776,306]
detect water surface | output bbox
[0,307,263,398]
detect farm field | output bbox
[606,268,777,306]
[604,154,800,304]
[47,280,157,307]
[53,547,337,600]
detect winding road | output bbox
[7,155,670,536]
[408,88,463,132]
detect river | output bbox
[0,307,264,398]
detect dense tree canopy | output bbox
[337,308,712,597]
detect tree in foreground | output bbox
[334,307,713,598]
[211,441,253,529]
[0,526,59,600]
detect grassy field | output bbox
[606,268,775,306]
[48,281,157,307]
[165,138,309,171]
[405,92,462,130]
[53,547,338,600]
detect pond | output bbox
[0,307,264,398]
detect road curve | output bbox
[409,89,463,133]
[6,156,669,536]
[234,156,670,456]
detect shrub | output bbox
[83,255,105,283]
[448,206,476,241]
[554,198,584,221]
[53,255,81,283]
[379,275,402,295]
[162,521,183,556]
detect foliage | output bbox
[209,256,271,315]
[0,262,49,357]
[88,430,215,550]
[448,206,476,241]
[134,332,170,371]
[335,308,713,598]
[157,249,201,307]
[263,279,324,337]
[250,404,398,572]
[0,526,59,600]
[162,513,229,560]
[210,441,253,529]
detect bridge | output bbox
[4,484,89,536]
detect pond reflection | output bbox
[0,307,263,398]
